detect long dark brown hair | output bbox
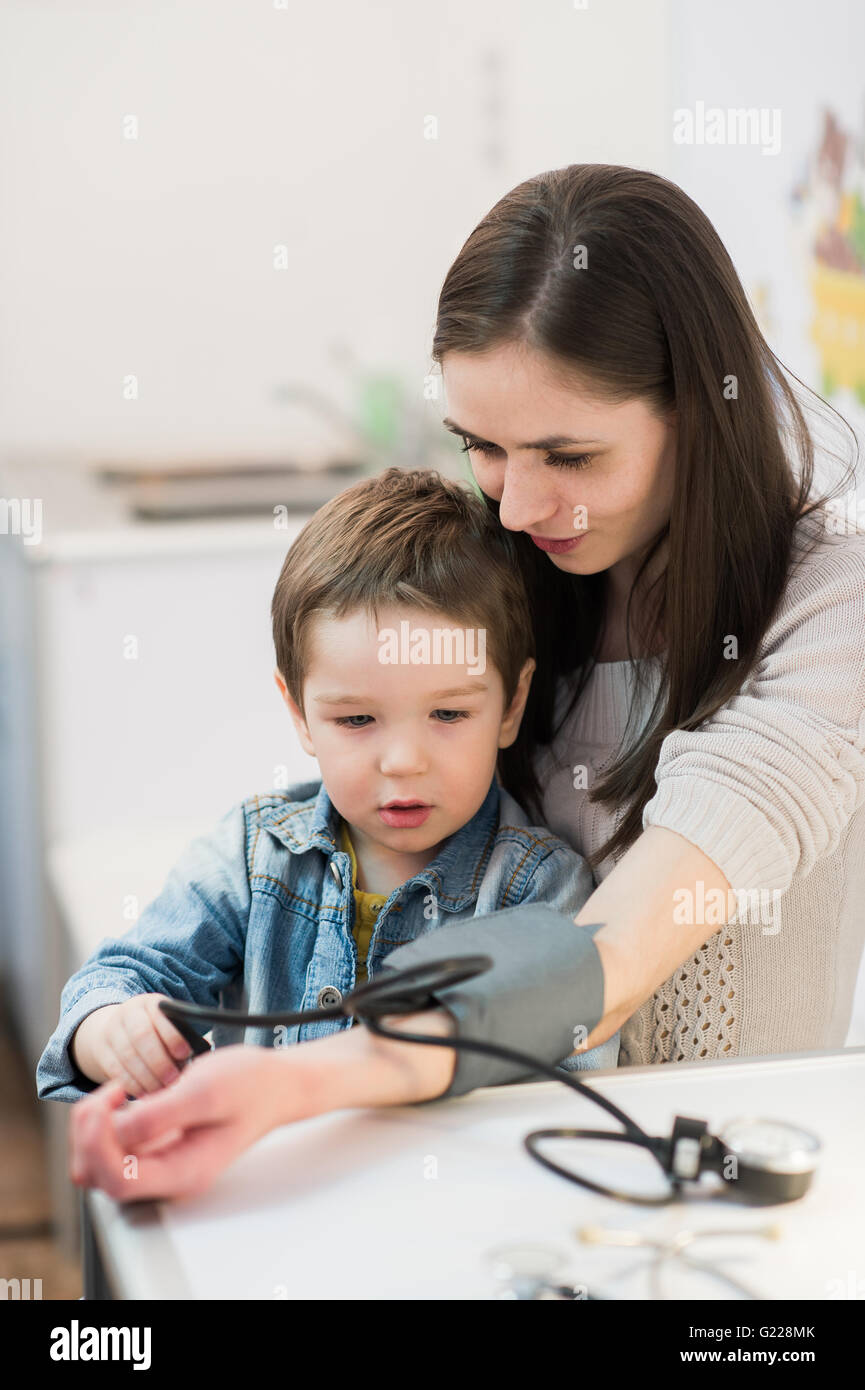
[431,163,859,872]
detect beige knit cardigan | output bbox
[532,507,865,1065]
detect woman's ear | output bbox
[498,657,536,750]
[274,669,316,757]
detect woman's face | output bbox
[441,340,676,595]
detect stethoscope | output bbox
[159,955,821,1208]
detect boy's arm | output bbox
[36,803,251,1103]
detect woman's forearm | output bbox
[277,1007,457,1123]
[573,824,734,1052]
[273,824,735,1116]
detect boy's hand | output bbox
[71,994,194,1097]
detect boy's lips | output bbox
[378,801,432,828]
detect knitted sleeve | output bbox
[641,532,865,897]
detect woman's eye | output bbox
[543,451,593,470]
[460,438,592,470]
[333,715,372,728]
[460,438,501,458]
[433,709,471,723]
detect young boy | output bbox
[37,468,619,1104]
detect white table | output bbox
[84,1045,865,1301]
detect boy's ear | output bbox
[498,657,536,750]
[274,668,315,757]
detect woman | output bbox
[71,164,865,1200]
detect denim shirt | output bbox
[36,773,620,1103]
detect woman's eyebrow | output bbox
[442,418,606,449]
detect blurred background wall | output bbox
[0,0,670,462]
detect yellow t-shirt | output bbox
[338,820,388,985]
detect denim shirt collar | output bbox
[256,774,502,913]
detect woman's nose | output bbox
[496,465,559,534]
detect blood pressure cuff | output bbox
[376,904,606,1100]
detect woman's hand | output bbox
[69,1007,456,1202]
[69,1045,303,1202]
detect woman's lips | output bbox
[528,532,588,553]
[378,804,432,828]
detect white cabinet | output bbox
[0,461,320,1066]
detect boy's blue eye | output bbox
[459,438,593,470]
[333,715,372,727]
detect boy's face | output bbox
[274,604,535,856]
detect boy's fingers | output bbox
[105,1037,159,1097]
[127,1005,184,1078]
[115,1015,175,1092]
[147,998,194,1064]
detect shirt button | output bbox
[317,985,343,1008]
[329,861,341,885]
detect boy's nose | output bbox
[378,738,429,776]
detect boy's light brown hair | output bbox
[271,466,534,720]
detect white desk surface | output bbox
[88,1045,865,1301]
